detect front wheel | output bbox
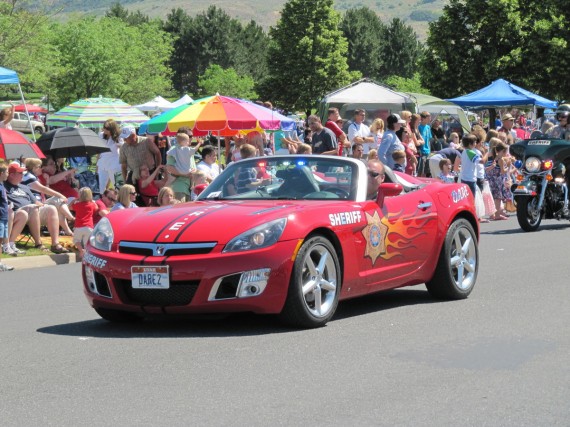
[516,196,542,232]
[279,236,341,328]
[426,218,478,300]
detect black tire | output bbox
[516,196,542,232]
[426,218,478,300]
[279,236,341,328]
[95,307,142,323]
[34,126,44,135]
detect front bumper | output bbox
[82,240,300,315]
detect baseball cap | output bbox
[8,161,26,174]
[387,114,406,126]
[119,126,135,139]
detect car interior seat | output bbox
[275,166,320,198]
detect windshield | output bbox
[199,156,360,201]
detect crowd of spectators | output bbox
[0,104,553,272]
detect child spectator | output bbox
[391,150,406,173]
[158,186,179,206]
[367,149,379,161]
[438,158,456,183]
[69,187,98,258]
[0,163,14,271]
[459,134,480,197]
[191,170,208,201]
[166,132,201,202]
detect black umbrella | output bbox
[36,127,110,158]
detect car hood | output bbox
[108,201,311,244]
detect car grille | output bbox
[114,279,199,306]
[119,241,217,257]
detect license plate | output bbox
[131,266,170,289]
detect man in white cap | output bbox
[118,126,162,184]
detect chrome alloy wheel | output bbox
[449,226,477,290]
[300,243,338,318]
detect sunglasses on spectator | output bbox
[368,170,383,178]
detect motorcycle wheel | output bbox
[516,196,542,232]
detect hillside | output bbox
[49,0,446,40]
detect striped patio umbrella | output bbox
[139,94,296,136]
[46,97,149,128]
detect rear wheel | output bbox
[279,236,340,328]
[34,126,44,135]
[516,196,542,232]
[95,307,142,323]
[426,219,478,299]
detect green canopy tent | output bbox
[405,92,471,135]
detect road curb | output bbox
[3,253,80,270]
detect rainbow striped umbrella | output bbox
[46,97,149,128]
[139,95,296,136]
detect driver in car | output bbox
[367,160,386,200]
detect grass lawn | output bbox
[1,234,76,258]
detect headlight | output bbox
[89,217,114,251]
[223,218,287,253]
[525,157,542,173]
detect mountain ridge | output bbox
[50,0,447,40]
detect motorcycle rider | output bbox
[548,104,570,139]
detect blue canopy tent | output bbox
[0,66,35,139]
[447,79,557,109]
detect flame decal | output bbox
[362,208,434,264]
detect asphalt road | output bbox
[1,217,569,427]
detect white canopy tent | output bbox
[134,95,173,112]
[318,79,415,125]
[169,94,194,109]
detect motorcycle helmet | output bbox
[556,104,570,120]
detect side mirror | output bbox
[376,182,403,207]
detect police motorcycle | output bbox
[509,107,570,232]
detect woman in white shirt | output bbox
[96,119,123,191]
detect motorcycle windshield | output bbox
[510,138,570,163]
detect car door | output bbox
[11,112,26,132]
[359,187,439,291]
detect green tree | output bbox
[105,2,150,25]
[339,7,385,81]
[420,0,525,98]
[385,73,430,94]
[262,0,358,115]
[0,0,59,94]
[48,17,173,108]
[197,64,257,99]
[231,21,270,87]
[163,8,193,94]
[164,6,238,96]
[521,1,570,101]
[379,18,423,81]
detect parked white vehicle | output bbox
[11,112,45,134]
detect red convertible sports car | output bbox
[82,155,479,328]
